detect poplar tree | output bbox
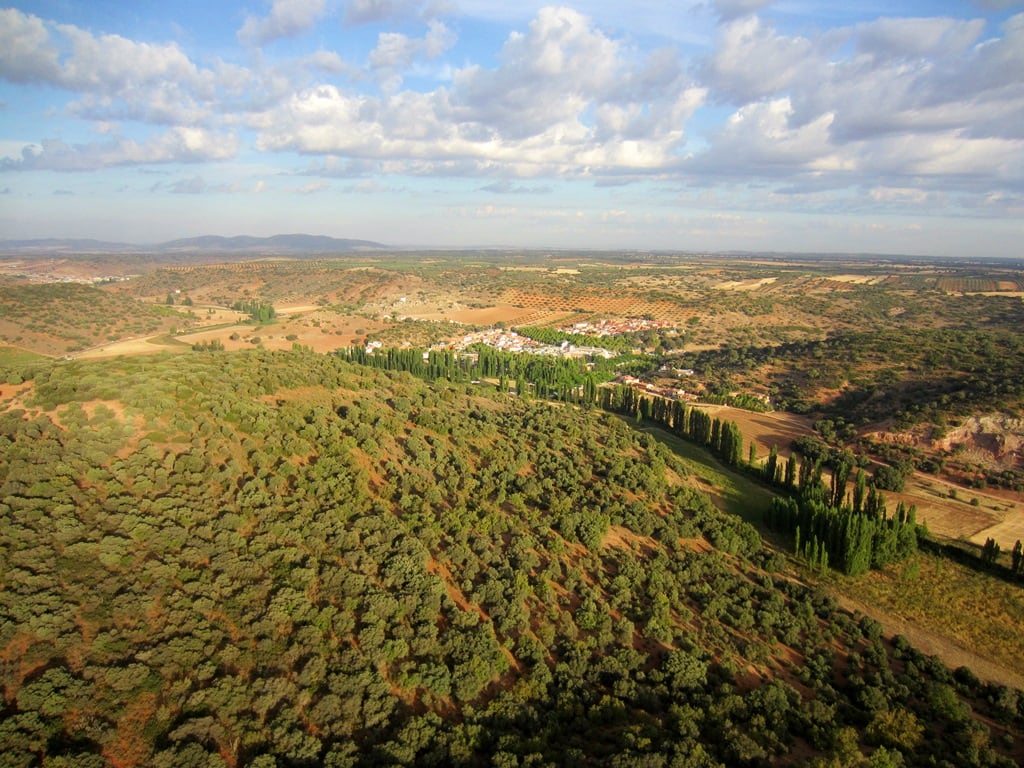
[764,445,779,485]
[784,456,797,490]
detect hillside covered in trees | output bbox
[0,283,186,356]
[1,350,1022,766]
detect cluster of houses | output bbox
[0,260,130,285]
[558,317,676,336]
[615,374,695,403]
[456,328,539,353]
[433,328,617,360]
[360,314,684,362]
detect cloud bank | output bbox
[1,2,1022,251]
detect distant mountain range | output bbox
[0,234,387,255]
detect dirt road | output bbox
[834,594,1024,690]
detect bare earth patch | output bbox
[75,305,389,358]
[695,405,815,458]
[713,277,778,291]
[828,274,886,285]
[601,525,658,553]
[0,381,33,405]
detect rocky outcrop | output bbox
[869,413,1023,469]
[934,414,1024,462]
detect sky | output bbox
[1,1,1023,257]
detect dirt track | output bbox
[835,594,1024,690]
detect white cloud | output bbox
[1,128,238,172]
[709,0,774,20]
[465,204,519,219]
[169,175,210,194]
[239,0,327,46]
[479,179,551,194]
[254,7,702,178]
[690,97,842,176]
[304,51,348,74]
[0,8,62,83]
[869,186,930,205]
[0,9,229,127]
[57,25,208,93]
[449,7,620,138]
[369,20,456,90]
[701,15,821,103]
[782,16,1020,143]
[163,175,260,194]
[3,0,1022,244]
[344,0,442,25]
[864,131,1023,181]
[854,17,984,59]
[688,10,1024,203]
[349,179,390,193]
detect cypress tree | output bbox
[831,458,852,509]
[981,537,1001,566]
[765,445,779,485]
[727,422,743,466]
[852,469,867,515]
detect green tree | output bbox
[981,537,1001,567]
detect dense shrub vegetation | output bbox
[0,282,183,354]
[1,351,1021,766]
[686,327,1024,426]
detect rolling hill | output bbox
[1,349,1020,766]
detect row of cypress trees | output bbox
[596,383,920,577]
[598,384,747,468]
[764,460,918,576]
[232,298,277,322]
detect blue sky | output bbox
[1,1,1023,256]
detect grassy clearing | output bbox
[828,555,1024,673]
[172,320,249,336]
[150,334,193,347]
[0,345,48,367]
[631,420,775,524]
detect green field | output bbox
[0,345,47,367]
[634,420,775,523]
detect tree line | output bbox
[232,298,277,322]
